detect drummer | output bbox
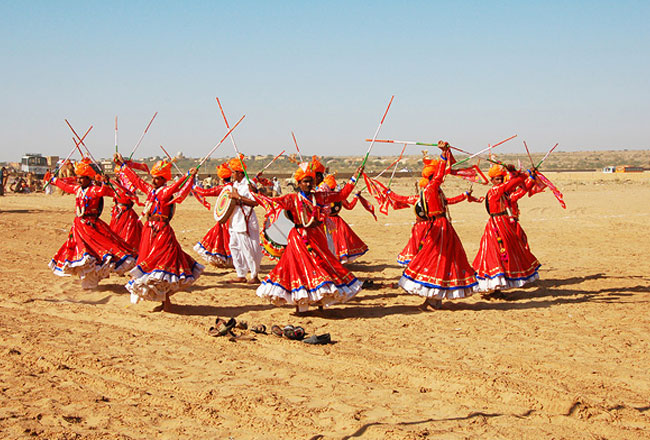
[228,154,263,284]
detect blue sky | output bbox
[1,1,649,162]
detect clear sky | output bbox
[1,0,649,162]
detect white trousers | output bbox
[229,230,262,278]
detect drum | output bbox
[261,210,294,260]
[414,190,428,220]
[214,186,235,224]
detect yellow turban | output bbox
[217,163,232,179]
[311,155,325,174]
[294,162,316,182]
[488,164,507,178]
[74,158,96,178]
[229,154,246,172]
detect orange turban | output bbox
[229,154,246,172]
[311,156,325,174]
[488,164,507,178]
[74,158,97,178]
[217,163,232,179]
[150,160,173,181]
[323,174,337,190]
[294,162,316,182]
[418,177,429,188]
[421,157,440,179]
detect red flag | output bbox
[537,172,566,209]
[450,164,488,185]
[355,193,377,221]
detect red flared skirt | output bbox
[399,218,477,299]
[472,216,540,292]
[110,205,143,252]
[50,216,136,289]
[194,222,232,267]
[329,215,368,264]
[397,220,430,266]
[256,226,361,311]
[127,221,204,303]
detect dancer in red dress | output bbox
[109,160,149,251]
[387,143,480,309]
[47,159,136,289]
[256,163,363,313]
[114,153,204,311]
[193,163,233,268]
[321,174,369,264]
[506,170,546,249]
[473,164,541,296]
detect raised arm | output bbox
[342,196,358,210]
[50,177,78,194]
[192,184,226,198]
[118,165,152,194]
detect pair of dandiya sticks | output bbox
[358,95,565,209]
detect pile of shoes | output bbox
[208,318,332,344]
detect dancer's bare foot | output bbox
[247,276,261,285]
[229,277,247,284]
[418,298,442,311]
[163,294,173,312]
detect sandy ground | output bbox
[0,172,649,439]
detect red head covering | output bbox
[74,158,97,178]
[421,157,441,179]
[311,155,325,174]
[294,162,316,182]
[229,154,246,172]
[150,159,173,181]
[322,174,337,190]
[217,163,232,179]
[488,164,507,178]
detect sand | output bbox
[0,172,649,439]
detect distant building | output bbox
[603,165,644,173]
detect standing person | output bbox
[472,164,541,297]
[114,153,203,312]
[256,163,363,313]
[0,167,5,196]
[46,159,136,289]
[321,174,369,264]
[193,163,233,268]
[227,155,263,284]
[272,176,282,196]
[109,160,149,251]
[386,143,481,310]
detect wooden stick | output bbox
[523,141,536,169]
[357,95,394,183]
[291,132,303,162]
[257,150,286,175]
[387,143,407,188]
[198,114,246,169]
[128,112,158,160]
[215,97,251,184]
[537,143,559,168]
[114,116,118,153]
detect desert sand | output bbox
[1,172,649,439]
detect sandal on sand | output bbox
[271,325,284,337]
[209,317,236,337]
[292,326,306,340]
[251,324,267,334]
[235,320,248,330]
[282,325,296,339]
[303,333,331,345]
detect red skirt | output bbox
[127,220,204,303]
[194,222,232,267]
[399,218,477,299]
[472,216,540,292]
[329,215,368,264]
[50,216,136,289]
[397,220,430,266]
[110,204,143,252]
[256,226,362,311]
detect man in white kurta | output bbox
[229,168,263,284]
